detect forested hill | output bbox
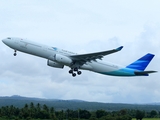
[0,95,160,111]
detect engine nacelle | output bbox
[55,54,72,65]
[47,60,64,68]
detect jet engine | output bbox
[47,60,64,68]
[55,54,72,65]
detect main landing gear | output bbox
[13,50,17,56]
[69,67,82,77]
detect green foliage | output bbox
[1,96,160,112]
[0,102,133,120]
[79,109,91,119]
[0,102,159,120]
[133,118,160,120]
[96,109,107,118]
[150,110,157,118]
[136,110,145,120]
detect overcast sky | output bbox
[0,0,160,103]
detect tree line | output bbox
[0,102,159,120]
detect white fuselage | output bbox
[2,37,140,76]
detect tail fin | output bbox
[126,53,155,71]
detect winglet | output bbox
[116,46,123,51]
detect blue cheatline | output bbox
[52,47,57,51]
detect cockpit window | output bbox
[7,37,11,39]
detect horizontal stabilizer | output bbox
[134,71,157,76]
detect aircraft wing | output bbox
[69,46,123,63]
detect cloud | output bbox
[0,0,160,103]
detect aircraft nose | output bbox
[2,39,6,44]
[2,38,11,46]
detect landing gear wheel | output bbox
[14,50,17,56]
[77,71,82,75]
[74,67,78,71]
[72,73,76,77]
[69,69,73,74]
[14,53,17,56]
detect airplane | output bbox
[2,37,157,77]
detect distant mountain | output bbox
[0,95,160,111]
[6,95,84,102]
[146,102,160,105]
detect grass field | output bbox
[132,118,160,120]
